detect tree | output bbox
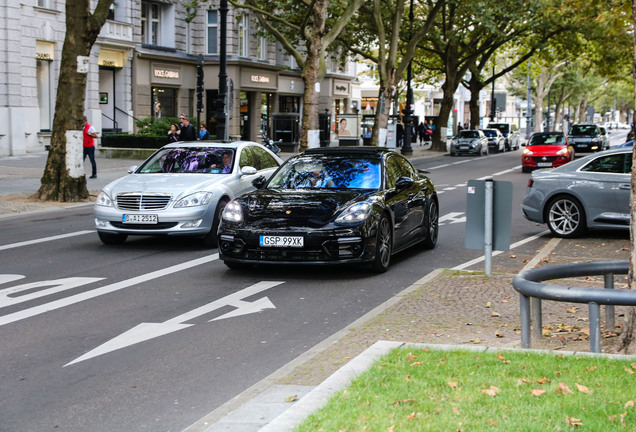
[229,0,364,152]
[36,0,113,202]
[343,0,443,146]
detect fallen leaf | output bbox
[410,361,424,367]
[631,363,636,369]
[482,389,497,397]
[453,406,461,415]
[625,367,635,375]
[486,302,492,308]
[566,307,578,313]
[537,378,550,384]
[448,382,458,389]
[486,418,499,426]
[531,389,546,397]
[555,383,573,395]
[285,394,298,402]
[406,354,418,362]
[470,338,481,344]
[625,400,634,408]
[388,426,394,432]
[566,415,583,427]
[621,411,628,425]
[575,383,590,394]
[491,312,501,317]
[407,412,416,421]
[497,353,505,361]
[495,331,505,338]
[580,328,590,336]
[393,398,417,405]
[585,366,598,372]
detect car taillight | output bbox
[527,179,534,188]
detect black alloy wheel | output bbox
[422,199,438,249]
[371,215,392,273]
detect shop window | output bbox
[207,10,218,55]
[152,87,177,119]
[279,96,299,113]
[37,60,52,131]
[238,14,249,57]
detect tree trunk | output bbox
[618,0,636,354]
[467,73,483,129]
[431,67,459,151]
[36,0,112,202]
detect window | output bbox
[151,87,177,119]
[581,153,632,174]
[238,14,248,57]
[141,1,160,46]
[207,10,218,55]
[250,146,279,170]
[257,36,267,60]
[37,0,52,8]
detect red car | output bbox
[521,131,574,173]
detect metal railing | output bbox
[512,261,634,353]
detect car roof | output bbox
[162,140,257,149]
[302,147,394,157]
[531,131,564,135]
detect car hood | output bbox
[525,145,569,155]
[455,138,480,144]
[102,173,227,199]
[238,189,373,228]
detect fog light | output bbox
[181,219,203,228]
[95,218,108,228]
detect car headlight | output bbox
[522,148,533,156]
[95,191,114,207]
[174,192,213,208]
[222,201,243,222]
[335,202,372,224]
[556,148,568,155]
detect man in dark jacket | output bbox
[179,115,197,141]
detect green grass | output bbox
[295,348,636,431]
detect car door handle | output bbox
[619,184,631,190]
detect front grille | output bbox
[246,248,327,261]
[110,222,179,230]
[531,156,557,163]
[116,194,172,211]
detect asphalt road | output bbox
[0,130,629,432]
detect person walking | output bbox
[417,121,427,145]
[179,114,196,141]
[167,123,180,143]
[82,116,98,179]
[199,122,210,141]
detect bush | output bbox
[101,134,168,149]
[135,116,186,136]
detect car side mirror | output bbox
[240,166,257,176]
[395,176,414,190]
[252,175,267,189]
[128,166,138,174]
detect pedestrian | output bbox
[82,116,98,179]
[417,121,427,145]
[199,122,210,141]
[167,123,180,143]
[179,114,196,141]
[396,121,404,148]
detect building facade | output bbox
[0,0,356,156]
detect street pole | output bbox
[489,65,496,122]
[526,61,532,139]
[401,0,414,156]
[545,89,551,132]
[215,0,228,140]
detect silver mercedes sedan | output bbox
[521,147,631,238]
[94,141,283,246]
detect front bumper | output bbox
[94,205,215,237]
[218,225,377,266]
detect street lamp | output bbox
[215,0,228,140]
[401,0,414,156]
[526,61,532,139]
[489,65,496,122]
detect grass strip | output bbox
[296,348,636,431]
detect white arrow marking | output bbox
[65,280,283,366]
[439,212,466,225]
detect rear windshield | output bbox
[482,130,498,138]
[528,133,565,145]
[569,125,598,136]
[458,131,479,139]
[488,124,509,134]
[137,147,235,174]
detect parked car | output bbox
[567,124,609,152]
[486,122,520,151]
[218,147,439,272]
[521,147,631,238]
[94,141,283,246]
[449,130,489,156]
[617,140,633,147]
[481,128,505,153]
[521,131,574,173]
[598,126,610,149]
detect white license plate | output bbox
[576,144,587,148]
[123,214,158,224]
[459,146,468,150]
[537,162,552,167]
[259,235,304,248]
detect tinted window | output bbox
[482,130,498,137]
[458,131,479,139]
[250,145,279,170]
[239,147,255,169]
[569,125,599,136]
[581,153,632,174]
[488,124,509,134]
[386,155,415,188]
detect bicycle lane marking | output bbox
[0,253,219,327]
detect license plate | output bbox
[459,146,468,150]
[537,162,552,167]
[122,214,158,224]
[259,235,304,247]
[576,144,587,148]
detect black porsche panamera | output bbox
[217,147,439,272]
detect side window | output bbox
[581,154,629,174]
[250,145,279,170]
[238,147,255,169]
[385,157,400,188]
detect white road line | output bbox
[451,231,550,270]
[0,230,94,251]
[0,253,219,327]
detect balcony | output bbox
[98,20,134,47]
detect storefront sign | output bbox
[151,63,182,85]
[333,80,350,96]
[279,76,304,94]
[35,41,54,61]
[241,69,277,90]
[98,49,124,68]
[250,75,270,83]
[154,68,180,79]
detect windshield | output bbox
[137,147,235,174]
[569,125,598,136]
[268,156,382,190]
[528,134,564,146]
[458,131,479,139]
[488,124,509,134]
